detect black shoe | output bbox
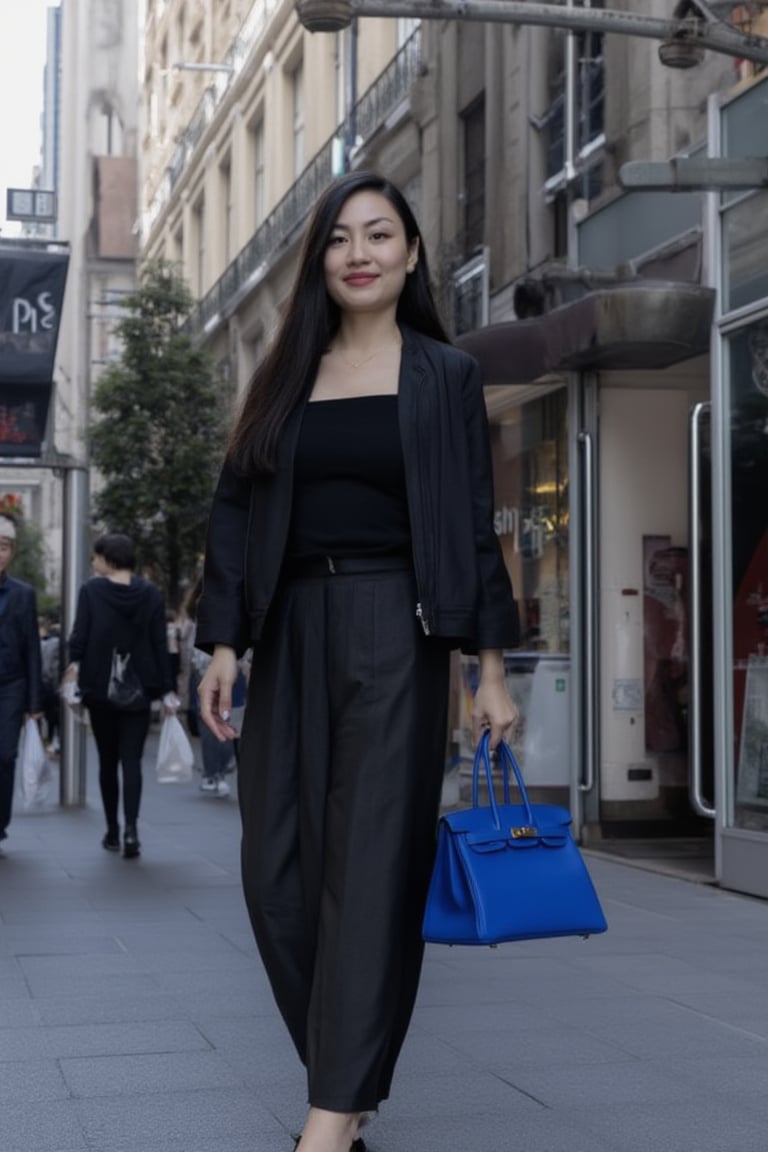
[292,1138,366,1151]
[123,825,141,859]
[102,826,120,851]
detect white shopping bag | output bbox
[155,713,195,783]
[19,717,51,806]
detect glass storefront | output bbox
[727,324,768,831]
[452,385,570,798]
[717,77,768,895]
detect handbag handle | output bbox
[472,732,536,833]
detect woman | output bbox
[64,533,177,858]
[197,171,520,1152]
[181,574,246,796]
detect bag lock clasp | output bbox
[510,825,538,839]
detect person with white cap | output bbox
[0,513,43,856]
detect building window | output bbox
[252,119,265,227]
[292,61,305,177]
[194,195,205,295]
[545,2,605,199]
[175,5,185,60]
[221,157,233,265]
[461,95,485,260]
[159,36,168,140]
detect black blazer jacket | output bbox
[0,576,43,712]
[196,326,519,654]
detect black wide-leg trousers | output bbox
[238,567,450,1111]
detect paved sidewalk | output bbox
[2,730,768,1152]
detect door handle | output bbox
[689,402,715,819]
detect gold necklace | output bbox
[334,342,402,370]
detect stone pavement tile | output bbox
[0,973,34,1000]
[33,991,190,1027]
[150,967,264,999]
[5,971,161,1000]
[116,947,256,976]
[0,998,39,1026]
[0,1019,209,1061]
[439,1019,633,1071]
[368,1109,617,1152]
[567,999,768,1061]
[502,1053,694,1108]
[683,947,768,979]
[111,922,247,953]
[664,990,768,1036]
[78,904,204,926]
[59,1049,240,1097]
[223,1077,306,1139]
[574,1094,768,1152]
[168,983,274,1023]
[0,900,102,928]
[566,949,763,999]
[0,1099,88,1152]
[384,1068,544,1119]
[195,1016,300,1084]
[668,1051,768,1098]
[396,1030,473,1077]
[75,1086,288,1152]
[0,956,26,977]
[534,987,693,1028]
[17,952,143,989]
[0,927,127,957]
[0,1058,70,1103]
[412,997,546,1036]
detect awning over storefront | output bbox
[457,281,715,386]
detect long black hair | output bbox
[228,170,449,475]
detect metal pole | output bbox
[60,465,89,806]
[347,19,359,168]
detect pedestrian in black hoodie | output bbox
[64,534,177,858]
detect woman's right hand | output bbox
[199,645,239,741]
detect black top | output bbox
[287,395,411,559]
[68,576,174,705]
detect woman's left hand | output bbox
[472,667,519,750]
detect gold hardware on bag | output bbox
[511,825,538,839]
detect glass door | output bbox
[725,324,768,836]
[590,372,716,861]
[450,383,571,807]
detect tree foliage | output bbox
[89,261,229,606]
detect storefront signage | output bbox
[494,503,560,559]
[0,248,68,457]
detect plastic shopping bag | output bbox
[155,713,195,783]
[19,717,51,807]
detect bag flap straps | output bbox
[443,800,572,837]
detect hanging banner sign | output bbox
[0,248,69,457]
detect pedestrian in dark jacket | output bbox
[196,171,520,1152]
[0,513,43,855]
[63,533,177,859]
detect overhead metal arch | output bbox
[295,0,768,66]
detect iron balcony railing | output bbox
[186,28,423,342]
[147,0,278,233]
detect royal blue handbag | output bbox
[422,733,607,946]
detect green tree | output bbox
[89,261,229,605]
[13,516,47,594]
